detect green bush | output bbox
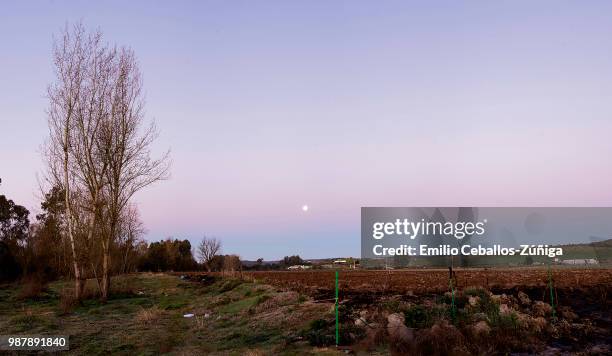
[304,319,335,347]
[404,305,433,328]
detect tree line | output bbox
[0,191,244,281]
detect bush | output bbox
[304,319,335,347]
[414,321,468,355]
[491,312,520,331]
[404,305,434,328]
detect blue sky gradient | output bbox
[1,1,612,259]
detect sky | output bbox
[1,1,612,259]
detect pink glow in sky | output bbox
[2,1,612,259]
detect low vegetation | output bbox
[0,273,337,355]
[1,271,611,354]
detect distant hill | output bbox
[557,237,612,248]
[241,257,353,267]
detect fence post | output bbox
[335,270,339,347]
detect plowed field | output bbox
[195,268,612,295]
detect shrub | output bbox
[381,299,402,312]
[303,319,335,346]
[404,305,434,329]
[490,311,520,331]
[415,321,468,355]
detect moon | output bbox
[302,205,309,212]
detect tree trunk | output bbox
[101,242,110,301]
[64,122,82,301]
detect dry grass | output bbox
[110,279,138,297]
[135,306,162,325]
[194,314,206,330]
[17,277,47,300]
[58,289,77,315]
[253,291,298,313]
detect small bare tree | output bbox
[222,255,242,277]
[116,204,146,274]
[197,236,221,272]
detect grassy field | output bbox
[0,273,340,355]
[1,271,609,355]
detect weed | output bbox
[135,306,162,324]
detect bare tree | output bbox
[197,236,221,272]
[46,23,89,300]
[46,23,170,301]
[98,46,170,300]
[70,28,116,292]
